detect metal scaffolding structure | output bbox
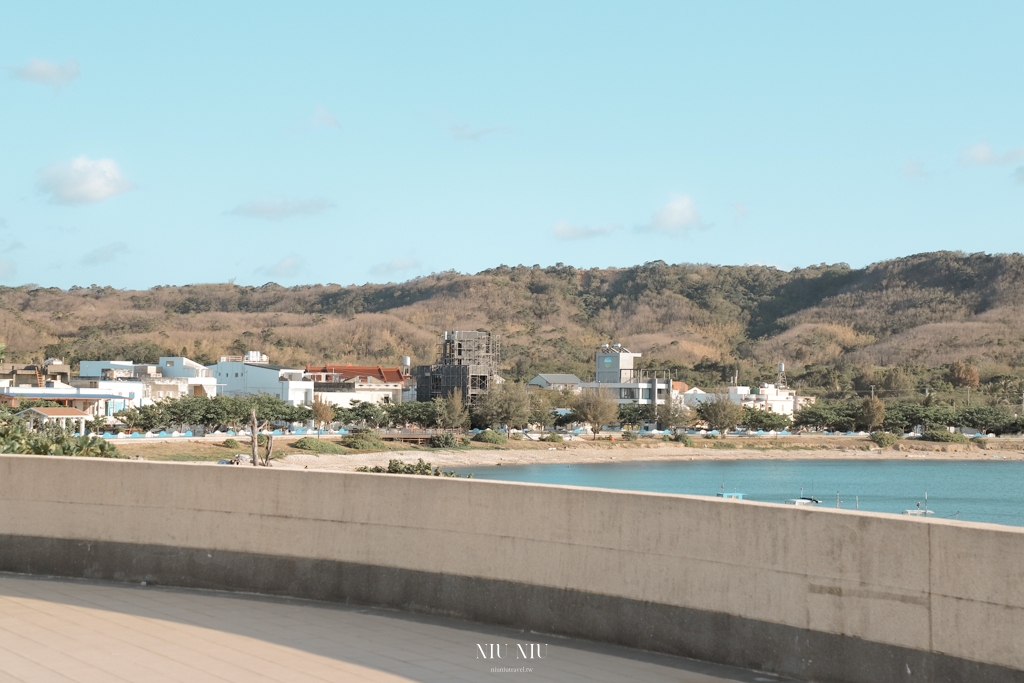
[415,331,500,404]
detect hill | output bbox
[3,251,1024,396]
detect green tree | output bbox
[859,397,886,431]
[572,389,619,439]
[741,407,791,432]
[697,395,744,436]
[434,388,470,430]
[617,403,651,430]
[473,382,532,429]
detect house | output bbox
[208,353,312,406]
[304,364,408,407]
[16,407,91,434]
[580,344,677,406]
[0,359,72,388]
[527,374,583,392]
[77,356,218,404]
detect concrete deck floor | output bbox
[0,573,794,683]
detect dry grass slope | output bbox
[4,251,1024,381]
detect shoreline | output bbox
[276,444,1024,472]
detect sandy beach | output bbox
[271,438,1024,472]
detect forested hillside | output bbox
[4,251,1024,401]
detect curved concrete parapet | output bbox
[0,454,1022,683]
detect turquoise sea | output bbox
[454,459,1024,528]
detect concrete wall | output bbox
[0,454,1021,683]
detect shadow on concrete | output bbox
[0,571,795,683]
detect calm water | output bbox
[454,459,1024,527]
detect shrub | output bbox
[663,433,695,447]
[356,458,470,478]
[292,436,346,454]
[921,429,969,443]
[341,433,388,450]
[509,432,523,440]
[711,441,737,449]
[622,430,639,441]
[542,432,563,443]
[473,429,508,444]
[971,436,989,449]
[430,433,461,448]
[222,438,239,449]
[870,432,900,448]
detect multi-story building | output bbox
[580,344,680,406]
[77,356,218,403]
[207,352,312,406]
[415,331,500,404]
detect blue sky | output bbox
[1,2,1022,289]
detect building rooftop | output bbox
[306,365,406,383]
[16,407,91,418]
[529,374,583,385]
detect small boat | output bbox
[785,487,821,506]
[717,492,745,500]
[785,496,822,506]
[902,492,934,516]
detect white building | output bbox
[77,357,218,404]
[527,374,583,392]
[580,344,679,406]
[680,383,814,416]
[208,354,312,406]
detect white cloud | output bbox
[0,259,15,280]
[258,256,303,278]
[733,203,748,223]
[38,157,134,205]
[313,105,341,129]
[641,194,707,237]
[11,58,80,88]
[80,242,127,266]
[451,123,506,141]
[553,221,620,240]
[960,143,1024,166]
[228,199,334,221]
[370,258,421,276]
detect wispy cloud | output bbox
[639,194,707,237]
[451,123,506,141]
[80,242,127,266]
[313,105,341,129]
[732,203,748,223]
[228,199,334,221]
[38,157,134,205]
[904,160,928,178]
[370,258,420,276]
[258,255,303,278]
[1015,167,1024,186]
[7,241,25,251]
[960,143,1024,166]
[10,58,80,89]
[553,221,620,240]
[0,217,7,229]
[0,259,15,280]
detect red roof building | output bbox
[304,365,408,385]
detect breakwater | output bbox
[0,454,1021,683]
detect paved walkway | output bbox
[0,574,793,683]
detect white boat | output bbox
[785,496,821,506]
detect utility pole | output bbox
[870,385,875,399]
